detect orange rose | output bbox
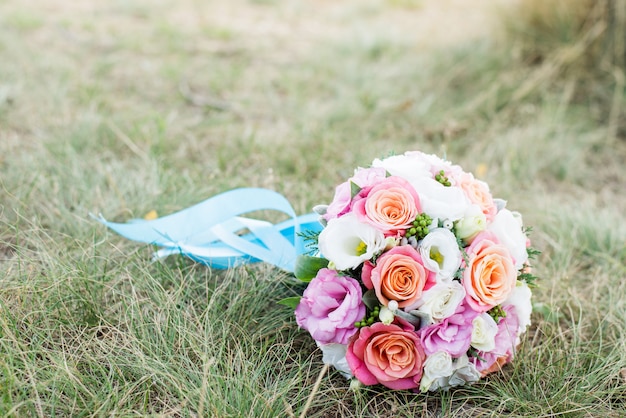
[456,172,497,222]
[346,321,425,390]
[463,233,516,312]
[363,245,435,309]
[353,176,420,236]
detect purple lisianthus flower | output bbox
[471,305,520,374]
[419,303,478,357]
[324,167,387,221]
[324,181,351,221]
[295,268,365,345]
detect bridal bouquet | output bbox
[96,149,537,393]
[292,151,537,392]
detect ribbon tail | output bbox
[93,188,323,272]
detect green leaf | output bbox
[277,296,301,309]
[362,289,380,310]
[518,272,539,287]
[297,229,321,255]
[350,181,362,199]
[527,247,541,259]
[294,255,329,282]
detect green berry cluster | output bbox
[488,305,507,323]
[405,213,432,241]
[435,170,452,187]
[354,306,380,328]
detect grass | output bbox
[1,0,625,416]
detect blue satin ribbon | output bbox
[93,188,323,272]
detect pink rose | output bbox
[295,269,365,345]
[419,303,477,357]
[455,172,497,222]
[346,320,426,390]
[362,245,435,310]
[353,176,421,236]
[463,232,517,313]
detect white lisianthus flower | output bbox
[487,209,528,270]
[503,280,533,336]
[471,313,498,352]
[455,204,487,243]
[419,228,462,281]
[419,351,455,392]
[316,342,352,379]
[318,214,386,270]
[415,281,465,323]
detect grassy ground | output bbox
[1,0,625,416]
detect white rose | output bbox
[455,204,487,243]
[487,209,528,270]
[503,280,533,335]
[318,214,386,270]
[420,351,455,392]
[316,342,352,379]
[471,313,498,352]
[415,281,465,323]
[419,228,462,281]
[372,153,431,183]
[422,353,481,391]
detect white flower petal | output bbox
[419,228,462,281]
[416,281,465,323]
[316,342,352,379]
[318,214,386,270]
[503,280,533,335]
[411,178,469,222]
[488,209,528,269]
[455,204,487,242]
[471,313,498,352]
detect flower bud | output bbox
[388,300,399,312]
[455,206,487,243]
[379,307,395,325]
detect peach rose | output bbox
[362,246,435,310]
[463,232,516,312]
[455,172,497,222]
[353,176,421,236]
[346,320,426,390]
